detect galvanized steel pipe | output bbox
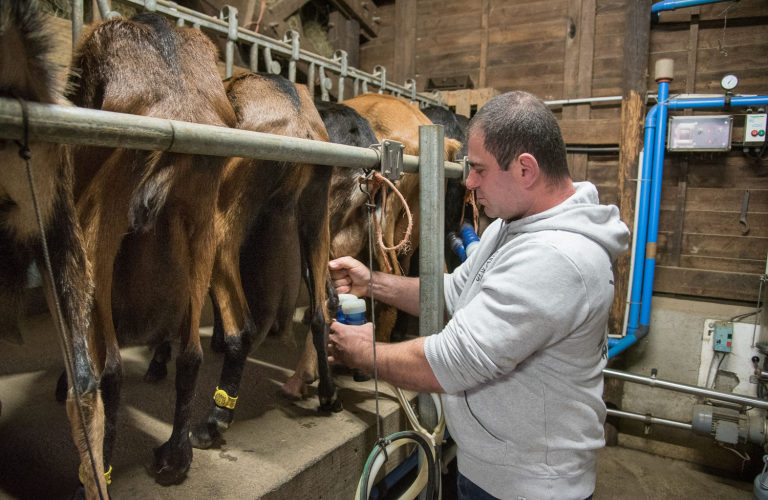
[604,368,768,410]
[0,98,463,177]
[606,408,693,431]
[417,124,445,500]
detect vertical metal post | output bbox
[221,6,239,80]
[318,65,330,102]
[334,50,348,102]
[284,30,300,83]
[308,63,316,98]
[362,80,369,94]
[418,124,444,499]
[249,41,259,72]
[72,0,83,46]
[353,78,360,97]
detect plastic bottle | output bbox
[460,221,480,257]
[447,232,467,262]
[336,293,358,323]
[341,298,367,326]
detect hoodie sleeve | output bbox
[424,242,591,395]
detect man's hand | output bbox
[329,256,371,298]
[328,321,373,372]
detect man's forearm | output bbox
[358,337,443,394]
[364,271,421,316]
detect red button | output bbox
[753,130,760,136]
[727,342,732,347]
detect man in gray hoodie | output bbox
[327,91,630,500]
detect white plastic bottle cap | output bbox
[342,298,367,315]
[465,241,480,257]
[338,293,357,304]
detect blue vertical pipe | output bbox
[627,105,659,334]
[638,79,670,330]
[609,105,659,359]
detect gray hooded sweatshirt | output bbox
[424,182,630,500]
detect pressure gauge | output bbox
[721,74,738,91]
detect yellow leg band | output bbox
[213,387,238,409]
[79,464,112,486]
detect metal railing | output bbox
[82,0,445,108]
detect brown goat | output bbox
[185,72,338,449]
[0,1,103,498]
[282,93,462,398]
[68,13,235,487]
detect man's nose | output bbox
[465,170,479,190]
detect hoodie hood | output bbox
[503,182,630,261]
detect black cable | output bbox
[730,308,761,323]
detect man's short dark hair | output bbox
[469,91,570,183]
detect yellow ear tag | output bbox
[213,387,238,409]
[79,464,112,486]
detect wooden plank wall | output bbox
[360,0,768,304]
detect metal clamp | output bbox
[373,65,387,94]
[371,140,405,182]
[283,30,300,82]
[431,90,443,107]
[405,78,417,104]
[333,50,348,101]
[461,156,470,183]
[220,5,239,79]
[318,65,332,101]
[263,47,281,75]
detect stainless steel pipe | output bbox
[604,368,768,410]
[606,408,693,431]
[0,99,463,178]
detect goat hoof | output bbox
[55,370,68,403]
[281,376,308,400]
[144,360,168,383]
[318,396,343,413]
[153,440,192,486]
[352,370,371,383]
[190,408,231,449]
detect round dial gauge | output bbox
[721,74,738,91]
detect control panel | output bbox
[667,115,733,152]
[744,113,767,146]
[713,321,733,353]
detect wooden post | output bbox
[609,0,653,338]
[394,0,417,84]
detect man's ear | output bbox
[517,153,540,188]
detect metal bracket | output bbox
[405,78,417,104]
[370,140,405,182]
[373,65,387,94]
[461,156,470,183]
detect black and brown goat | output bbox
[0,1,103,497]
[182,72,338,449]
[68,13,236,486]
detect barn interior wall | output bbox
[360,0,768,475]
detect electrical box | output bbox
[667,115,733,152]
[744,113,767,146]
[713,321,734,353]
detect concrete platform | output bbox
[0,307,758,500]
[0,309,412,500]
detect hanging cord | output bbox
[14,98,106,500]
[718,1,737,56]
[459,189,479,233]
[366,185,387,456]
[244,1,267,33]
[360,172,414,272]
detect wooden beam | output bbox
[455,90,472,118]
[479,0,490,88]
[329,11,360,68]
[653,266,761,302]
[393,0,416,84]
[669,161,689,267]
[558,119,621,145]
[327,0,380,39]
[609,0,652,337]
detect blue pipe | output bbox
[611,90,768,359]
[638,80,670,332]
[651,0,737,22]
[626,106,659,335]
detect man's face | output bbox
[465,131,528,221]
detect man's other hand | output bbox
[329,256,371,298]
[328,321,373,372]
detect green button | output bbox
[760,130,766,137]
